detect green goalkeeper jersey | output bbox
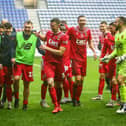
[110,29,126,58]
[110,29,126,76]
[16,32,37,65]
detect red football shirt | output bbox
[67,26,92,62]
[99,34,104,50]
[100,33,115,58]
[45,30,68,63]
[63,32,70,64]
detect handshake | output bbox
[101,55,126,64]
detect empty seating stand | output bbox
[37,0,126,55]
[0,0,28,29]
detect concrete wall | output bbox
[24,0,37,8]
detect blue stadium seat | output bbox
[0,0,28,29]
[37,0,126,47]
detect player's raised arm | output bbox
[33,31,46,42]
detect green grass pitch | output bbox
[0,57,126,126]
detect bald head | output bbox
[1,19,8,25]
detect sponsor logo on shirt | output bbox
[76,39,86,45]
[48,39,58,47]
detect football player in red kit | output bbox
[92,21,109,100]
[60,21,73,104]
[36,18,68,113]
[67,15,97,106]
[40,55,50,108]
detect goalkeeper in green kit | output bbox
[102,17,126,114]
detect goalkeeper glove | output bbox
[116,55,126,64]
[101,55,111,63]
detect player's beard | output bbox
[79,24,85,30]
[116,26,120,31]
[52,28,59,34]
[6,32,11,36]
[24,30,32,35]
[115,24,121,31]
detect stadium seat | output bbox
[0,0,28,29]
[37,0,126,54]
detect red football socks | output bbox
[63,79,69,98]
[6,87,12,102]
[111,84,117,101]
[15,92,19,99]
[23,100,28,105]
[56,87,62,104]
[98,78,105,95]
[49,87,58,107]
[75,85,83,101]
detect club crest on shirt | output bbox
[121,35,124,39]
[52,35,60,41]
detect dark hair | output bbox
[78,15,85,21]
[4,22,12,29]
[118,16,126,25]
[0,24,4,28]
[100,21,107,25]
[109,22,116,27]
[60,20,67,25]
[24,20,33,25]
[50,18,60,25]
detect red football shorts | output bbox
[107,59,116,79]
[64,60,72,78]
[72,59,87,76]
[0,69,4,85]
[0,66,13,85]
[44,62,64,82]
[41,69,45,81]
[41,57,46,81]
[99,62,108,74]
[13,63,33,82]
